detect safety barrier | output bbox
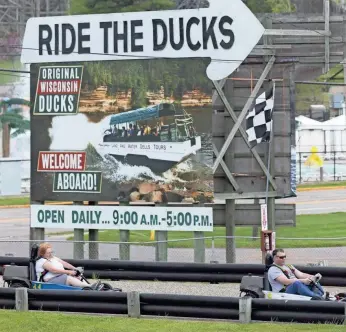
[1,288,346,324]
[2,256,346,286]
[250,298,346,324]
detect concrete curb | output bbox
[0,185,345,209]
[0,201,118,209]
[0,204,31,209]
[0,201,72,209]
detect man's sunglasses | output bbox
[276,255,286,259]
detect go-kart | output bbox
[2,244,122,292]
[239,253,346,302]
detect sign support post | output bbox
[73,201,84,260]
[29,201,45,255]
[194,231,205,263]
[155,231,168,262]
[225,199,236,263]
[120,229,130,261]
[88,201,99,260]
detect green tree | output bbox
[70,0,175,15]
[245,0,272,13]
[0,98,30,157]
[245,0,295,13]
[265,0,296,12]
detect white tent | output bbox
[296,116,326,155]
[296,114,346,156]
[296,115,321,127]
[323,114,346,154]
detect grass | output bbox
[297,181,346,189]
[65,212,346,249]
[0,195,29,206]
[0,181,344,207]
[1,310,345,332]
[48,231,83,236]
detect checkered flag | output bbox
[246,83,275,147]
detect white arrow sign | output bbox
[20,0,264,80]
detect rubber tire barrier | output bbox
[2,256,346,286]
[0,288,345,324]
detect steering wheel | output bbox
[309,273,324,294]
[74,267,84,277]
[310,273,322,285]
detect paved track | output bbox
[0,277,343,298]
[281,188,346,214]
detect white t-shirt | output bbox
[36,257,65,281]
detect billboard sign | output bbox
[22,2,265,227]
[20,0,265,81]
[33,65,83,115]
[31,205,213,232]
[30,60,215,203]
[37,151,86,172]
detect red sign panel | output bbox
[37,80,81,95]
[37,152,86,172]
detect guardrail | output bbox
[2,288,346,324]
[2,257,346,286]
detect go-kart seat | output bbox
[264,252,274,291]
[29,244,40,282]
[265,252,274,270]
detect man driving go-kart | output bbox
[36,242,102,289]
[268,248,325,300]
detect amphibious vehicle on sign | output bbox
[99,103,202,173]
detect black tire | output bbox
[100,282,113,291]
[11,282,29,289]
[112,288,123,292]
[243,291,259,299]
[82,286,93,291]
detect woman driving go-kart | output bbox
[36,243,103,289]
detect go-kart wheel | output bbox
[82,286,93,291]
[112,288,123,292]
[243,291,259,299]
[11,282,29,288]
[100,282,113,291]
